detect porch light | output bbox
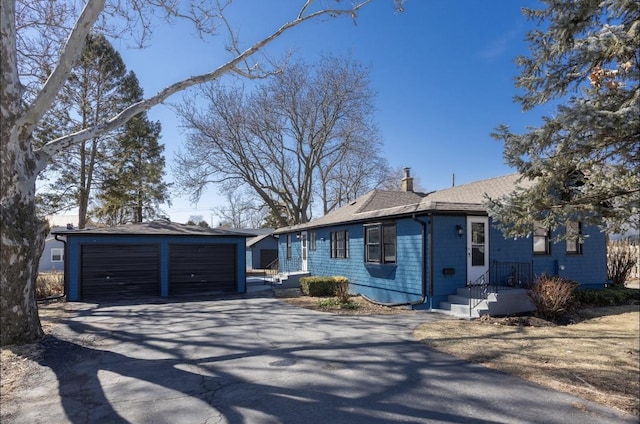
[456,225,464,237]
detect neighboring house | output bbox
[53,221,254,302]
[274,170,607,316]
[39,227,68,273]
[40,214,80,274]
[213,227,278,270]
[244,229,278,270]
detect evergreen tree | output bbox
[37,33,127,228]
[93,72,171,225]
[489,0,639,238]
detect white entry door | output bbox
[467,216,489,284]
[300,231,308,271]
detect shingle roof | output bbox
[247,233,274,247]
[274,173,533,234]
[356,190,425,213]
[52,220,255,237]
[420,173,532,205]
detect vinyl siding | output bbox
[490,222,607,289]
[279,215,609,307]
[280,218,425,304]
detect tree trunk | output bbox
[1,131,46,346]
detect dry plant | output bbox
[529,275,579,321]
[35,271,64,298]
[608,240,639,287]
[334,280,350,304]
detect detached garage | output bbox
[53,221,252,302]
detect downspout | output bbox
[37,234,67,302]
[361,214,429,308]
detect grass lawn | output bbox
[414,304,640,416]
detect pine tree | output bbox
[489,0,639,238]
[93,72,171,225]
[37,33,127,227]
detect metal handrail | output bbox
[468,271,490,318]
[262,258,279,281]
[468,261,533,317]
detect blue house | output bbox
[53,221,253,302]
[274,171,607,317]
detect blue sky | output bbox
[114,0,547,225]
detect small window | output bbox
[286,234,292,259]
[365,223,396,264]
[309,231,317,251]
[330,230,349,259]
[51,248,64,262]
[566,221,583,254]
[533,222,551,255]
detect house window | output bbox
[330,230,349,259]
[309,231,316,251]
[533,222,551,255]
[566,221,583,254]
[365,223,396,264]
[286,234,292,259]
[51,248,64,262]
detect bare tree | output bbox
[174,55,388,226]
[377,165,425,192]
[214,189,267,229]
[318,142,391,214]
[1,0,397,346]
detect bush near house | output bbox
[576,286,640,307]
[528,275,579,321]
[607,240,639,287]
[300,276,349,297]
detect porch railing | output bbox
[261,258,280,281]
[468,261,534,317]
[279,256,303,274]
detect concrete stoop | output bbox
[272,271,310,289]
[438,287,536,319]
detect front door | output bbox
[467,216,489,284]
[300,231,308,271]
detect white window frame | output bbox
[51,248,64,262]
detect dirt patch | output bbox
[414,304,640,416]
[274,288,417,315]
[0,301,69,404]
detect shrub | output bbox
[300,276,349,297]
[529,275,579,321]
[576,286,634,307]
[334,279,350,304]
[35,271,64,298]
[607,240,639,287]
[317,297,361,310]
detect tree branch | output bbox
[37,0,373,166]
[23,0,106,133]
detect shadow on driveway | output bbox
[3,296,636,424]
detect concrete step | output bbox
[439,298,490,319]
[447,294,471,305]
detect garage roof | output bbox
[52,220,255,237]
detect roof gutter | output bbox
[361,213,430,308]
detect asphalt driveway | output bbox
[2,292,636,424]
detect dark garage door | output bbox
[170,244,236,296]
[81,244,160,301]
[260,249,278,269]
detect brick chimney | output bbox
[401,167,414,192]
